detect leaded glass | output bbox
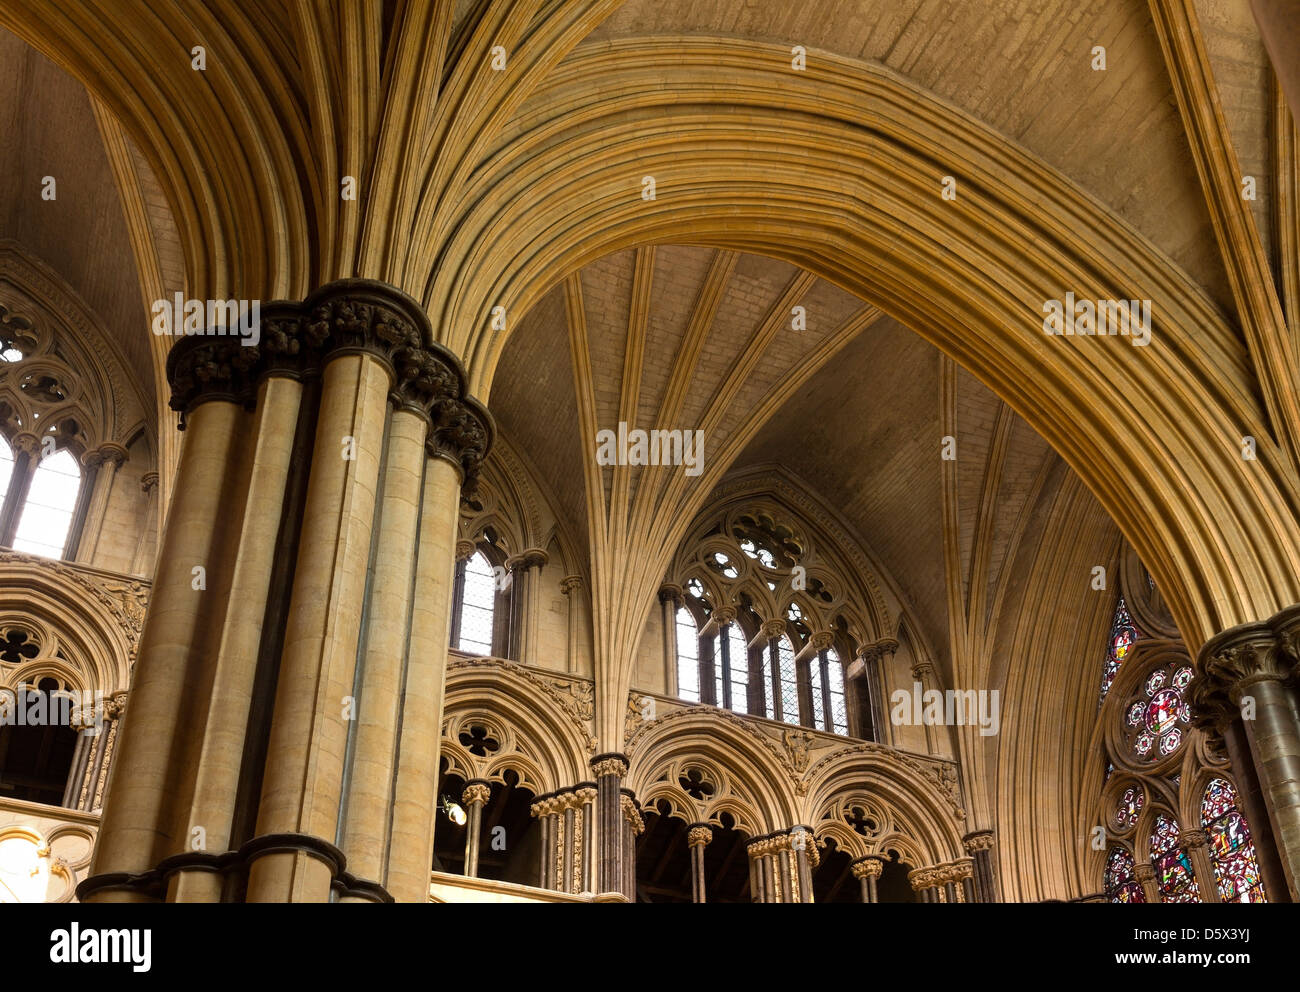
[1123,658,1189,763]
[778,636,799,725]
[13,447,80,559]
[676,607,700,703]
[1150,814,1200,903]
[456,551,496,654]
[1126,701,1144,727]
[1100,598,1139,702]
[726,622,749,715]
[1104,846,1145,904]
[826,647,848,735]
[809,652,825,731]
[1115,786,1143,829]
[1172,666,1193,690]
[1200,778,1266,902]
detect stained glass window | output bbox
[1104,846,1145,903]
[1149,814,1200,903]
[1200,778,1266,903]
[1123,660,1192,763]
[1100,598,1139,703]
[765,635,801,725]
[12,448,81,559]
[676,607,700,703]
[456,551,496,655]
[1114,785,1143,830]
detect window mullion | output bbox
[0,450,35,546]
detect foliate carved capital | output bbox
[1179,829,1209,849]
[910,661,935,683]
[687,825,712,849]
[875,637,900,659]
[506,549,549,574]
[83,441,129,469]
[575,787,598,804]
[809,630,834,653]
[461,783,491,808]
[562,575,586,596]
[454,540,478,562]
[856,643,882,665]
[166,335,262,424]
[140,471,160,495]
[962,829,995,855]
[1190,622,1289,730]
[657,583,683,606]
[850,857,884,880]
[590,753,628,779]
[1134,862,1157,884]
[620,796,644,834]
[908,866,938,891]
[761,618,787,639]
[712,605,737,626]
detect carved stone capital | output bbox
[1134,862,1157,884]
[83,441,129,469]
[809,630,834,653]
[590,753,628,779]
[712,605,737,626]
[851,856,884,880]
[761,618,787,639]
[620,795,644,835]
[454,539,478,562]
[657,583,683,606]
[687,825,712,849]
[461,783,491,808]
[575,786,598,804]
[875,637,900,659]
[562,575,586,596]
[140,471,160,495]
[1190,622,1289,730]
[910,661,936,683]
[506,548,549,574]
[962,829,995,854]
[1179,828,1209,849]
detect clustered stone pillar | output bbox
[687,823,711,903]
[746,828,819,903]
[74,442,128,564]
[962,829,998,902]
[851,855,885,902]
[528,786,594,895]
[590,753,629,901]
[848,637,896,741]
[460,782,491,879]
[63,692,128,812]
[505,549,547,665]
[1190,609,1300,901]
[621,791,643,900]
[76,279,492,904]
[906,859,971,903]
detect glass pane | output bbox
[13,448,80,559]
[727,623,749,715]
[827,648,848,734]
[810,653,825,731]
[778,636,799,725]
[676,608,699,702]
[456,552,496,654]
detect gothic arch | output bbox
[625,708,799,834]
[802,751,965,865]
[447,38,1300,648]
[441,660,590,795]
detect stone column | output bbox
[956,857,976,904]
[591,753,628,900]
[1192,611,1300,900]
[577,785,596,893]
[658,584,683,694]
[687,823,711,903]
[74,442,128,563]
[848,638,896,743]
[505,548,548,664]
[1180,828,1221,904]
[129,472,160,576]
[621,791,643,901]
[790,826,816,903]
[460,782,491,879]
[963,829,998,903]
[911,660,942,757]
[65,692,126,812]
[561,576,586,675]
[909,866,942,902]
[851,855,884,902]
[530,797,551,888]
[1135,862,1161,903]
[77,280,492,905]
